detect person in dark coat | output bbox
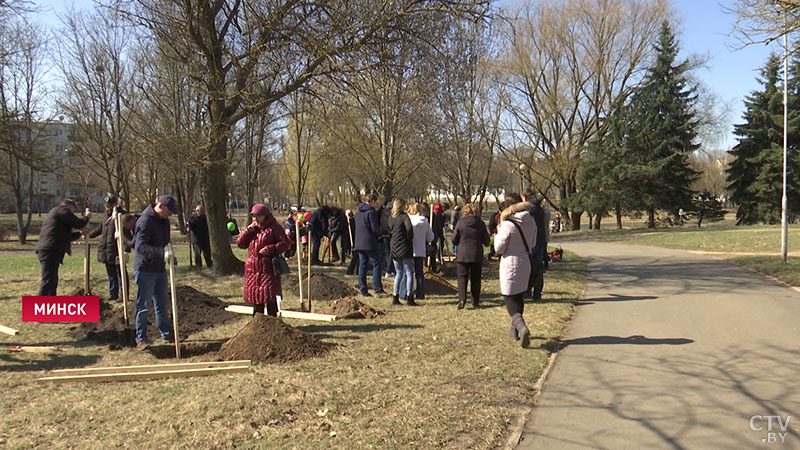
[283,212,297,258]
[35,198,91,296]
[523,188,546,300]
[345,209,358,275]
[187,204,213,268]
[430,204,447,271]
[133,195,178,349]
[354,193,386,296]
[451,203,490,309]
[88,195,128,300]
[237,203,293,317]
[379,202,394,277]
[307,205,331,265]
[387,198,415,306]
[328,206,347,264]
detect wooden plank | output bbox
[8,346,61,353]
[50,360,251,376]
[225,305,254,315]
[0,324,18,335]
[224,305,336,321]
[39,365,250,383]
[279,310,337,322]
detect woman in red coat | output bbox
[237,204,293,316]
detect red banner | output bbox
[21,296,100,322]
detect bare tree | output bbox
[497,0,670,230]
[56,5,139,208]
[107,0,487,274]
[729,1,800,49]
[0,17,52,243]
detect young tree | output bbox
[624,22,700,228]
[112,0,488,274]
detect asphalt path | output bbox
[517,242,800,449]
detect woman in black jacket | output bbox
[451,203,490,309]
[387,198,415,306]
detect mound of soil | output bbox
[68,285,239,346]
[322,297,385,319]
[424,271,458,295]
[218,314,330,363]
[284,273,357,301]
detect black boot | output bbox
[406,294,418,306]
[511,314,530,348]
[507,326,519,341]
[392,294,401,305]
[472,297,479,308]
[457,300,465,309]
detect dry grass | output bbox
[0,246,586,449]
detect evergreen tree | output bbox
[624,22,700,228]
[727,54,800,224]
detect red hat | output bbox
[250,203,270,217]
[433,204,442,213]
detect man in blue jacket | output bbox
[354,193,386,297]
[133,195,178,350]
[35,199,91,295]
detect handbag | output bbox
[272,254,291,276]
[509,219,541,288]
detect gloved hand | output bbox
[164,245,174,263]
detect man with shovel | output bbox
[132,195,178,350]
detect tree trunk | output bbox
[203,138,243,275]
[587,213,593,230]
[570,210,582,231]
[593,213,602,230]
[647,208,656,228]
[615,204,623,230]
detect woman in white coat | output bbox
[408,203,434,300]
[493,194,537,348]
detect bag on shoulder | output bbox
[509,219,541,288]
[273,254,290,276]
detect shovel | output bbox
[167,243,181,359]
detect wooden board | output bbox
[39,365,250,383]
[50,360,251,376]
[224,305,337,322]
[0,324,18,335]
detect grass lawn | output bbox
[555,222,800,288]
[0,245,586,449]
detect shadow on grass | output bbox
[0,352,101,372]
[297,323,423,334]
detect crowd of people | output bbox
[34,190,555,350]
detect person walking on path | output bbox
[388,198,415,306]
[35,199,91,296]
[187,204,213,268]
[88,195,127,300]
[237,204,293,317]
[133,195,178,350]
[493,194,536,348]
[523,188,547,300]
[408,202,434,300]
[451,203,490,309]
[354,194,386,296]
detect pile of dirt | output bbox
[424,271,458,295]
[68,285,239,346]
[322,297,385,319]
[218,314,331,363]
[284,273,357,301]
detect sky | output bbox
[31,0,778,150]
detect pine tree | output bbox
[624,22,700,228]
[727,54,800,224]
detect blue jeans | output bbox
[414,257,426,299]
[382,237,393,274]
[356,250,383,295]
[105,263,120,299]
[36,250,63,296]
[311,232,323,264]
[134,270,173,343]
[393,258,414,297]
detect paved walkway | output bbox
[517,242,800,449]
